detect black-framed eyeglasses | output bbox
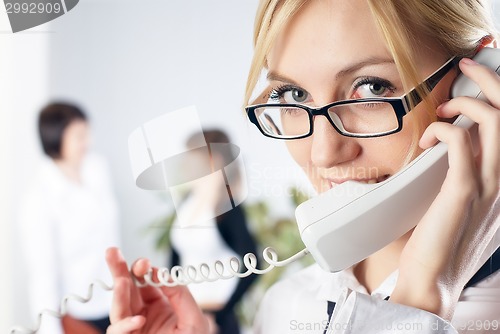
[246,57,460,139]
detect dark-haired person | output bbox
[19,102,120,334]
[168,129,258,334]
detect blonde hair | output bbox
[244,0,499,163]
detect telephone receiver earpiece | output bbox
[296,47,500,273]
[452,48,500,102]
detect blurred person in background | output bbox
[19,102,120,334]
[168,129,258,334]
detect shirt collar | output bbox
[313,264,399,302]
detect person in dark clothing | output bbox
[168,129,258,334]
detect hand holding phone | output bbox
[391,49,500,317]
[296,48,500,273]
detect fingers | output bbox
[158,285,208,331]
[108,278,147,333]
[459,58,500,108]
[131,260,171,305]
[419,121,478,201]
[433,96,499,193]
[134,261,200,313]
[131,259,208,332]
[105,248,206,333]
[456,58,500,184]
[106,316,145,334]
[436,96,498,146]
[131,258,151,277]
[424,58,500,195]
[133,260,202,318]
[106,248,131,280]
[109,278,132,324]
[105,248,144,313]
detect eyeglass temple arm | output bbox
[404,57,461,112]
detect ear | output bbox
[476,35,497,52]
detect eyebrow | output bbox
[266,57,396,84]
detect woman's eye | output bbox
[283,88,309,103]
[352,78,395,99]
[369,83,386,95]
[356,83,387,97]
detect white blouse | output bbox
[19,154,120,334]
[254,263,500,333]
[170,194,238,306]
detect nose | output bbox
[310,116,361,168]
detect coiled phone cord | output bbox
[136,247,310,287]
[9,280,113,334]
[9,247,310,333]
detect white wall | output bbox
[494,0,500,23]
[0,14,14,332]
[0,11,51,332]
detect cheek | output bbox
[285,139,322,186]
[285,139,311,167]
[61,135,88,160]
[61,137,77,159]
[59,133,69,157]
[381,113,425,169]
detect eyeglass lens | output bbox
[254,102,399,138]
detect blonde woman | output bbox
[105,0,500,333]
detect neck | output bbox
[353,229,412,294]
[54,159,82,183]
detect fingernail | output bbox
[131,316,142,324]
[461,58,478,66]
[436,101,448,111]
[117,248,125,261]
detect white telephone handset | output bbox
[296,47,500,272]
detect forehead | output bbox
[65,119,88,133]
[268,0,392,75]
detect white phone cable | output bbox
[9,247,310,334]
[136,247,309,287]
